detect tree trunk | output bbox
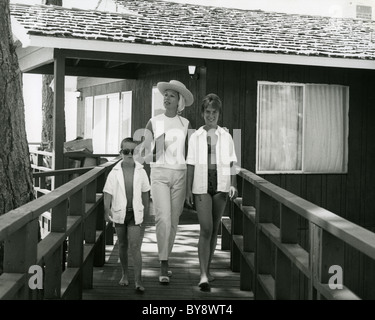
[41,0,63,149]
[0,0,35,273]
[41,74,54,147]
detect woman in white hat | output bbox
[143,80,194,284]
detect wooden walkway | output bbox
[82,207,254,301]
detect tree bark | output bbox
[41,74,54,147]
[0,0,35,274]
[41,0,63,148]
[0,0,34,215]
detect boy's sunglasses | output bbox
[120,148,135,155]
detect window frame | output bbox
[256,81,349,175]
[84,91,133,154]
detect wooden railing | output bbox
[222,168,375,300]
[0,159,119,300]
[29,148,118,194]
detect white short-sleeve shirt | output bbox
[186,126,237,194]
[150,113,189,170]
[103,161,150,225]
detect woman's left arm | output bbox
[229,161,238,200]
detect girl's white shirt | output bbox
[186,126,237,194]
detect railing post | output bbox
[94,200,105,267]
[44,199,68,299]
[255,189,274,299]
[309,223,320,299]
[241,177,254,207]
[311,228,345,300]
[275,205,300,299]
[82,180,97,289]
[3,219,39,299]
[94,170,107,266]
[67,189,85,299]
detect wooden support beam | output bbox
[26,64,137,79]
[59,49,206,67]
[53,50,65,188]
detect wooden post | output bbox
[242,179,254,207]
[44,199,68,299]
[67,189,85,299]
[254,189,274,299]
[94,170,107,266]
[83,207,96,289]
[3,219,39,299]
[280,205,298,243]
[94,201,106,267]
[275,249,299,299]
[319,229,345,298]
[69,190,85,267]
[230,204,242,271]
[276,204,300,299]
[83,180,98,289]
[52,50,65,188]
[51,200,68,233]
[44,247,63,299]
[309,224,345,300]
[309,222,320,300]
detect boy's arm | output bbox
[103,192,113,222]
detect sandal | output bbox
[159,275,170,285]
[198,282,211,292]
[135,285,145,294]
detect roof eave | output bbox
[22,34,375,71]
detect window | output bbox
[84,91,132,154]
[356,5,372,20]
[256,82,349,174]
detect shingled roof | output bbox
[10,0,375,61]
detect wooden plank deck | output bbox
[82,207,254,301]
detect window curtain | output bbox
[304,85,348,172]
[121,91,132,141]
[105,94,120,154]
[93,96,107,154]
[84,96,93,139]
[258,84,303,171]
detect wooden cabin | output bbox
[9,0,375,299]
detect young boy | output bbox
[103,137,150,293]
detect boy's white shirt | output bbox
[103,161,150,225]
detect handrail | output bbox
[223,167,375,300]
[0,158,119,300]
[238,168,375,260]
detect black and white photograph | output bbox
[1,0,375,308]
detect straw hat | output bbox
[157,80,194,106]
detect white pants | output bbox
[151,167,186,261]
